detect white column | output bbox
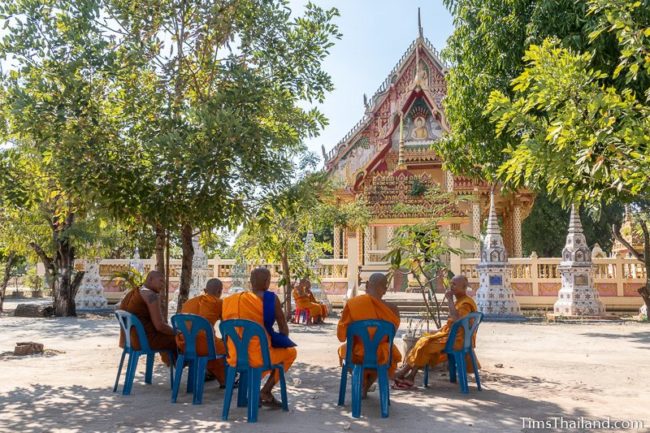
[513,204,523,258]
[346,230,360,299]
[446,171,454,192]
[449,234,462,276]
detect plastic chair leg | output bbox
[237,370,249,407]
[423,365,429,387]
[193,357,208,405]
[247,368,262,423]
[113,350,127,392]
[123,352,140,396]
[278,367,289,411]
[222,366,237,421]
[171,355,185,403]
[456,354,469,393]
[337,365,348,406]
[186,359,195,394]
[377,367,390,418]
[145,353,154,384]
[448,354,457,383]
[351,365,363,418]
[470,351,481,391]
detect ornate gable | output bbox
[325,33,449,191]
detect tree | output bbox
[486,0,650,312]
[384,186,472,328]
[236,170,369,318]
[436,0,615,181]
[522,193,624,256]
[52,0,342,312]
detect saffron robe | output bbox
[406,294,480,370]
[222,291,297,379]
[293,289,326,319]
[176,293,226,383]
[119,287,176,365]
[337,294,402,384]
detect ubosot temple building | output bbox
[322,20,533,292]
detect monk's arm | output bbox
[142,291,174,335]
[336,305,351,342]
[274,296,290,336]
[447,297,460,321]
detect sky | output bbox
[288,0,455,162]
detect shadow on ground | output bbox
[0,360,603,433]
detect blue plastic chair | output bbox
[219,319,289,423]
[423,312,483,393]
[171,313,225,405]
[113,310,175,395]
[337,319,396,418]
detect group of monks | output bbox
[119,267,479,406]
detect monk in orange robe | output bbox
[119,271,176,365]
[222,267,297,407]
[394,275,480,388]
[293,278,327,324]
[176,278,227,385]
[337,273,402,397]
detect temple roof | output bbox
[323,33,448,170]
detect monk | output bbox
[394,275,479,389]
[119,270,176,365]
[222,267,297,407]
[293,278,327,324]
[337,273,402,397]
[176,278,227,385]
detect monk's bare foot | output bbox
[260,393,283,409]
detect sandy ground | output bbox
[1,301,649,433]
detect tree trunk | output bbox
[162,230,170,322]
[155,224,166,273]
[613,221,650,315]
[281,252,292,319]
[52,224,83,317]
[0,252,17,313]
[177,223,194,313]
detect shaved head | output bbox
[450,274,469,296]
[144,270,165,292]
[205,278,223,297]
[250,267,271,291]
[366,273,388,298]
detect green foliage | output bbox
[384,186,473,327]
[522,192,624,256]
[111,267,145,292]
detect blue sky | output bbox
[288,0,454,161]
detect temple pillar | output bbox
[446,171,454,192]
[475,192,523,319]
[472,200,481,258]
[553,205,606,317]
[333,226,341,259]
[448,230,461,276]
[363,226,372,264]
[346,230,360,299]
[513,204,523,257]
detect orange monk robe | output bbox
[293,289,325,319]
[222,292,297,379]
[406,294,480,371]
[308,292,328,318]
[337,294,402,385]
[176,293,226,383]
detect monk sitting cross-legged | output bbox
[337,273,402,398]
[222,267,297,408]
[393,275,480,389]
[119,270,177,365]
[176,278,227,386]
[293,278,327,324]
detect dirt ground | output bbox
[1,301,649,433]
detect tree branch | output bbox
[612,223,643,261]
[29,242,53,269]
